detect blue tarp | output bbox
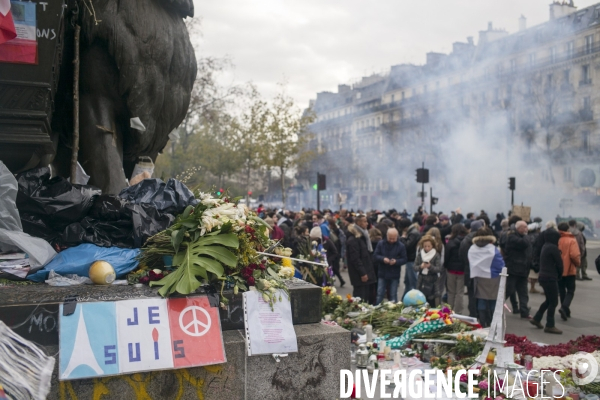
[27,244,139,282]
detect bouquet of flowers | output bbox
[137,191,289,308]
[296,239,334,286]
[321,286,342,316]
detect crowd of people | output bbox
[256,204,593,335]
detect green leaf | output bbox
[181,221,197,229]
[193,257,224,277]
[267,267,279,279]
[153,232,240,297]
[182,205,194,219]
[196,233,239,249]
[249,215,271,230]
[171,227,187,254]
[197,246,237,267]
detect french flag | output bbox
[0,0,16,45]
[468,237,505,279]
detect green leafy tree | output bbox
[265,87,316,207]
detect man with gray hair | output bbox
[504,220,533,319]
[373,228,407,304]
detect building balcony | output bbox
[579,79,592,87]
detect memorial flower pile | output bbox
[137,191,290,307]
[321,286,342,315]
[504,334,600,357]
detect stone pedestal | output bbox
[43,323,349,400]
[0,281,349,399]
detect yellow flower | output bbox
[281,257,292,267]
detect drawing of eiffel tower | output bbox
[476,267,510,367]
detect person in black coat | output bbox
[373,228,407,304]
[346,222,377,304]
[398,219,421,298]
[531,229,563,334]
[445,224,468,314]
[504,221,533,318]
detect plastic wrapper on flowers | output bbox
[383,319,449,349]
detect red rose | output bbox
[148,271,164,281]
[139,276,150,284]
[247,276,255,286]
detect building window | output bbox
[529,53,536,67]
[581,64,591,85]
[583,131,590,152]
[564,68,570,84]
[391,94,395,103]
[584,96,591,110]
[494,88,499,102]
[567,41,574,58]
[550,46,557,63]
[401,91,405,100]
[510,59,517,72]
[496,64,503,76]
[585,34,594,54]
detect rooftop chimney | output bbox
[467,36,474,45]
[488,22,493,30]
[519,15,527,31]
[549,1,576,20]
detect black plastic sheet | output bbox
[16,167,101,231]
[14,170,193,249]
[118,178,197,213]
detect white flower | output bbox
[152,269,162,274]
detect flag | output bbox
[0,0,17,45]
[0,1,37,64]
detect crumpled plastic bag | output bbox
[0,229,56,269]
[118,178,197,213]
[16,167,101,231]
[27,243,139,282]
[44,270,92,286]
[61,195,175,248]
[0,161,22,233]
[0,161,56,268]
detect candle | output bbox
[365,324,373,343]
[393,350,401,365]
[384,345,392,361]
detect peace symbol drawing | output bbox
[179,306,211,337]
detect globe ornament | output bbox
[403,289,427,306]
[89,261,116,285]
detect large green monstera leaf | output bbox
[150,232,239,297]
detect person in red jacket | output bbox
[557,222,581,321]
[265,217,285,241]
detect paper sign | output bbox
[59,296,226,380]
[243,289,298,355]
[167,297,226,368]
[0,1,37,64]
[59,302,118,380]
[116,299,174,373]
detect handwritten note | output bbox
[243,290,298,356]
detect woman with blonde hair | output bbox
[428,227,446,306]
[413,235,443,306]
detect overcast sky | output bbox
[193,0,599,108]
